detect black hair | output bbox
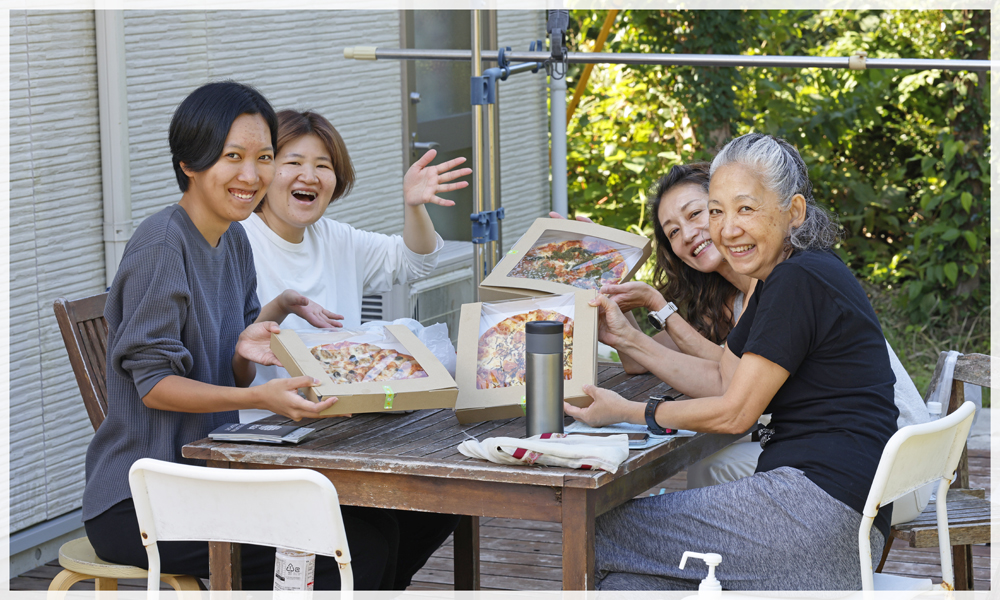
[168,81,278,192]
[648,163,740,344]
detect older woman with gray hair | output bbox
[565,133,899,591]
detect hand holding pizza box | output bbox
[270,325,458,416]
[479,218,652,302]
[453,290,598,424]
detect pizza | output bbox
[476,308,574,390]
[310,341,428,384]
[508,239,628,289]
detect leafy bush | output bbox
[566,9,990,327]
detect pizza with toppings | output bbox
[310,341,428,384]
[476,309,574,389]
[508,239,628,289]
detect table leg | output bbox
[562,487,596,590]
[208,541,241,590]
[453,515,480,590]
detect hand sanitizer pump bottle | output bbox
[679,551,722,597]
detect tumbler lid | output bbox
[526,321,564,336]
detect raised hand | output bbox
[235,321,283,367]
[279,289,343,329]
[403,149,472,208]
[254,375,339,421]
[547,211,595,224]
[600,281,665,313]
[563,384,632,428]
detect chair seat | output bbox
[58,537,186,579]
[872,572,934,591]
[891,489,992,547]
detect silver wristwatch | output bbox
[646,301,678,331]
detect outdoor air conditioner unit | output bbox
[361,241,475,345]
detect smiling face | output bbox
[657,182,726,274]
[707,163,805,280]
[260,133,337,243]
[180,113,275,245]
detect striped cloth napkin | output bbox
[457,432,629,473]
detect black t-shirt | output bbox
[726,249,898,540]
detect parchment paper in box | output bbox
[453,290,597,424]
[270,324,458,417]
[479,218,652,302]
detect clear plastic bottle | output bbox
[926,401,942,420]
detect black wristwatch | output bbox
[646,301,679,331]
[644,395,679,436]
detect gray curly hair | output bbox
[709,133,840,251]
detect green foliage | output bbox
[566,9,990,326]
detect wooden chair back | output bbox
[53,293,110,432]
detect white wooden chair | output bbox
[128,458,354,597]
[859,400,977,591]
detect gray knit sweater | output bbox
[82,204,260,521]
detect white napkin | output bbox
[457,432,629,473]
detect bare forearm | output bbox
[232,353,255,387]
[664,314,724,361]
[255,296,289,326]
[403,204,437,254]
[615,328,727,397]
[143,374,259,412]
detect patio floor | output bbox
[10,449,991,592]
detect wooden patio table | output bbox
[182,362,746,591]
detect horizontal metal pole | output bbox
[352,47,991,72]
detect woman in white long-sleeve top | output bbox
[242,110,470,387]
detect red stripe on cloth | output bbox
[581,464,592,470]
[540,433,553,439]
[511,447,527,459]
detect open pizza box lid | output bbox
[453,290,597,424]
[270,324,458,417]
[478,217,652,302]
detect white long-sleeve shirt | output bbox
[241,211,442,391]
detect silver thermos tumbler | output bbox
[525,320,565,436]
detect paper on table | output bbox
[565,421,695,450]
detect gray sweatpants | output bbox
[595,466,884,591]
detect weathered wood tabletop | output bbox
[182,362,745,591]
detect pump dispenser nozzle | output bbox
[679,551,722,594]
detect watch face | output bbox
[647,312,662,331]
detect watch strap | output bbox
[645,397,668,435]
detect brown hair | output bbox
[649,162,740,344]
[257,110,356,211]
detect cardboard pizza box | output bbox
[270,324,458,417]
[478,217,652,302]
[453,290,598,424]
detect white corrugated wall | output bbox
[9,10,107,532]
[496,10,551,250]
[9,9,550,535]
[123,10,406,235]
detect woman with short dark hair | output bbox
[566,133,899,591]
[81,82,407,590]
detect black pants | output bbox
[85,498,459,590]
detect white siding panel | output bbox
[123,10,404,235]
[496,11,550,250]
[10,10,106,533]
